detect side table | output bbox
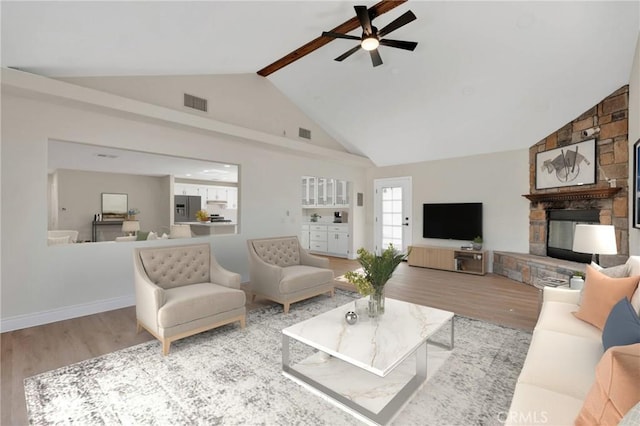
[533,277,570,311]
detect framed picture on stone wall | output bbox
[535,139,596,190]
[634,139,640,229]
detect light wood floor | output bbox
[1,258,539,425]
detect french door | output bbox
[373,177,412,254]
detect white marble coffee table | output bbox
[282,297,454,425]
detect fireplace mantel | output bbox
[523,187,622,203]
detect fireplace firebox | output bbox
[547,209,599,263]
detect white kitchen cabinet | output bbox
[226,187,238,209]
[176,183,239,210]
[300,224,310,250]
[335,179,350,206]
[301,176,349,208]
[309,224,328,252]
[302,176,317,207]
[175,183,187,195]
[175,183,198,196]
[327,224,349,256]
[302,223,350,258]
[207,187,226,201]
[317,177,336,206]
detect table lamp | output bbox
[572,224,617,264]
[122,220,140,236]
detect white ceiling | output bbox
[2,1,639,166]
[48,140,239,182]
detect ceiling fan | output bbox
[321,5,418,67]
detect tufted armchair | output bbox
[247,236,335,314]
[133,243,246,355]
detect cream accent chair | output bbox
[47,230,78,245]
[247,236,335,314]
[169,224,192,239]
[133,243,246,355]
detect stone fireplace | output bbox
[526,85,630,266]
[494,86,630,284]
[527,189,626,266]
[546,209,599,263]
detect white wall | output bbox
[1,92,367,331]
[629,33,640,256]
[367,149,531,268]
[60,74,347,153]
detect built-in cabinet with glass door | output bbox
[301,176,352,258]
[302,176,350,208]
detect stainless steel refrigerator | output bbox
[175,195,202,222]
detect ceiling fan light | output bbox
[361,37,379,51]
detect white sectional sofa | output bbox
[506,256,640,426]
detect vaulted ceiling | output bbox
[2,1,639,166]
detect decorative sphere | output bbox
[345,311,358,325]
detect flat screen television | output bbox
[423,202,483,240]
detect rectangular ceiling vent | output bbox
[184,93,208,112]
[298,127,312,140]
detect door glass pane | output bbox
[392,227,402,239]
[381,186,403,250]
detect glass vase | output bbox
[368,287,385,318]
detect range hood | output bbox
[207,199,227,204]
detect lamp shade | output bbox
[572,224,617,255]
[122,220,140,234]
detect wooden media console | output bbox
[408,245,487,275]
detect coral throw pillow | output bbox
[573,265,640,330]
[575,343,640,426]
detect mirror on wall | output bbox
[48,139,240,244]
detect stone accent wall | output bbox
[528,86,630,265]
[493,251,586,285]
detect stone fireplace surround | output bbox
[494,86,630,285]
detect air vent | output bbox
[298,127,312,140]
[96,153,118,159]
[184,93,208,112]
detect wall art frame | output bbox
[634,138,640,229]
[535,139,596,190]
[101,192,128,220]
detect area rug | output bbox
[25,290,532,425]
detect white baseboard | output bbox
[0,294,135,332]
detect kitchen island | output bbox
[176,222,237,236]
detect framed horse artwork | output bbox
[535,139,596,190]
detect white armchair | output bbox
[247,236,335,313]
[134,243,246,355]
[47,230,78,245]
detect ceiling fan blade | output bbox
[322,31,361,41]
[379,38,418,51]
[335,45,362,62]
[378,10,417,38]
[354,5,373,35]
[370,49,383,67]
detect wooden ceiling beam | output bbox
[257,0,407,77]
